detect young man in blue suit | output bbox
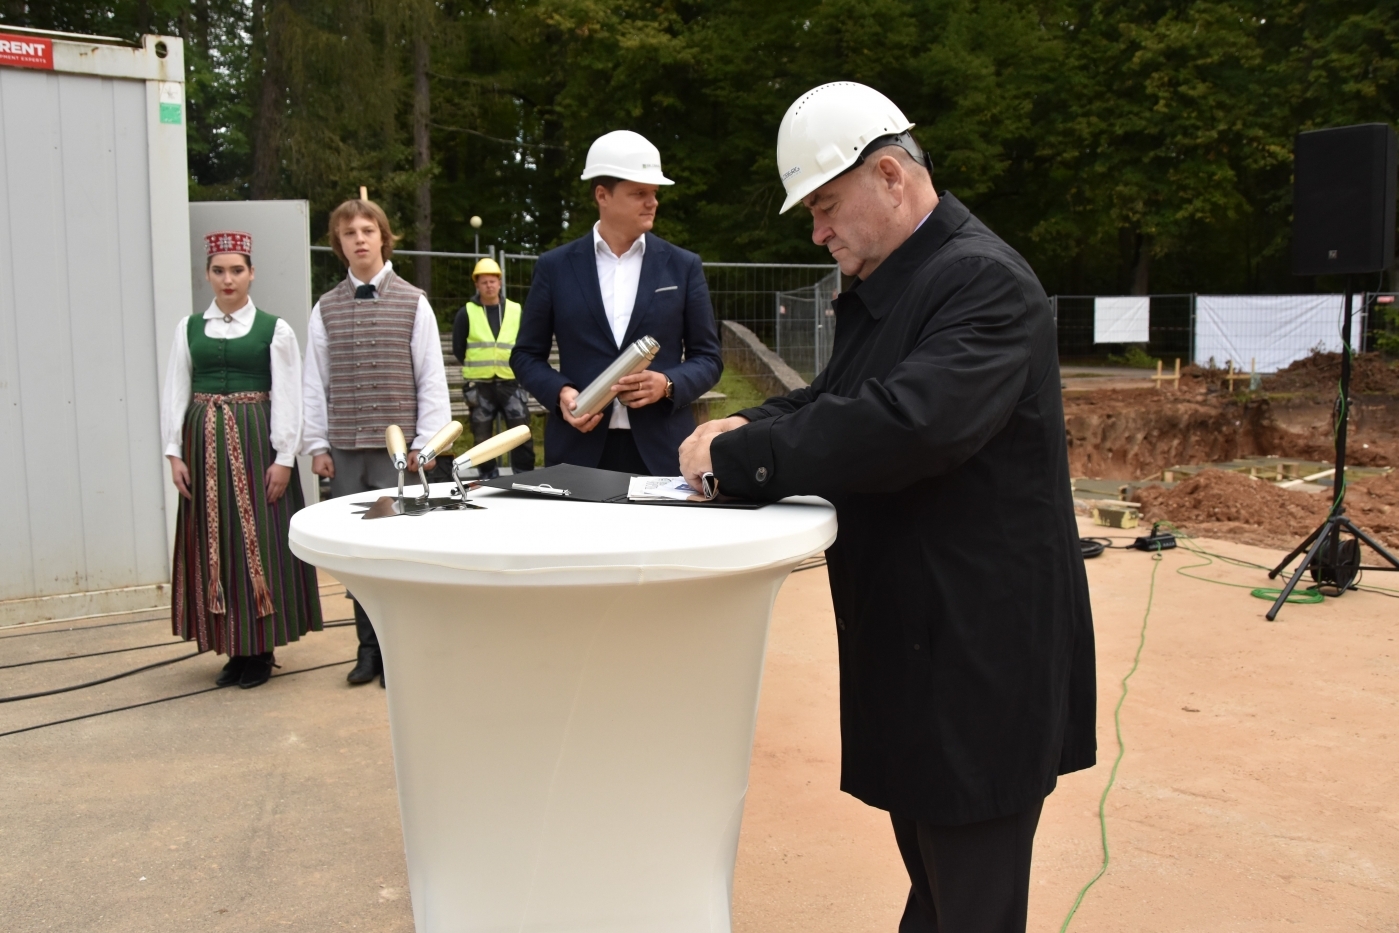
[511,130,723,476]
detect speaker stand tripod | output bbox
[1266,281,1399,620]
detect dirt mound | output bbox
[1262,351,1399,397]
[1063,393,1298,478]
[1344,470,1399,549]
[1130,468,1399,550]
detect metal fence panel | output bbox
[1054,294,1194,364]
[775,268,841,379]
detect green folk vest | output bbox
[188,309,276,393]
[318,271,422,449]
[461,299,522,381]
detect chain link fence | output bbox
[311,248,1395,379]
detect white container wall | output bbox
[0,32,189,623]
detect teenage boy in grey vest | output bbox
[301,198,451,687]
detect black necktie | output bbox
[355,283,376,300]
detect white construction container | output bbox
[0,28,190,625]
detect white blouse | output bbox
[161,299,303,467]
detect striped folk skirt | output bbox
[172,393,322,656]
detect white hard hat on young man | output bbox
[581,130,675,186]
[775,81,933,213]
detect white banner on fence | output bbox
[1093,296,1150,344]
[1194,294,1365,373]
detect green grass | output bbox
[710,369,770,419]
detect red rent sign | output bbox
[0,34,54,70]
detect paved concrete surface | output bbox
[1060,365,1159,393]
[3,523,1397,931]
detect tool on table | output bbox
[416,421,463,498]
[571,336,660,417]
[386,424,409,499]
[451,425,534,502]
[356,421,475,519]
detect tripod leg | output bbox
[1267,520,1334,621]
[1269,522,1324,580]
[1340,517,1399,570]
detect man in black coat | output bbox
[680,82,1096,933]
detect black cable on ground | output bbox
[5,617,357,669]
[793,556,828,573]
[0,658,355,739]
[0,583,347,642]
[0,614,168,640]
[0,651,203,704]
[0,639,188,671]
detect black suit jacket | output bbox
[711,193,1096,825]
[512,232,723,474]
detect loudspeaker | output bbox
[1291,123,1397,276]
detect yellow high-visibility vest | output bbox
[461,299,522,381]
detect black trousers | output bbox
[892,799,1043,933]
[463,379,535,476]
[328,447,400,653]
[597,429,649,475]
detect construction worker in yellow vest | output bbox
[451,257,536,479]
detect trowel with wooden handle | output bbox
[356,421,474,518]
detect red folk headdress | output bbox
[205,231,253,256]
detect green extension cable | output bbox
[1058,546,1162,932]
[1059,525,1335,929]
[1163,521,1325,606]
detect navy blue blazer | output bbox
[511,232,723,474]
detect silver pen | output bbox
[512,482,570,497]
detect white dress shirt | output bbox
[301,261,452,454]
[593,223,646,429]
[161,299,302,467]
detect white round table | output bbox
[290,483,837,933]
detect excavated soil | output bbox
[1262,351,1399,397]
[1063,353,1399,479]
[1129,468,1399,550]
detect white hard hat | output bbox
[775,82,924,213]
[581,130,674,186]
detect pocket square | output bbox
[654,285,678,293]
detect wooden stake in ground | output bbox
[1152,358,1181,392]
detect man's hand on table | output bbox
[679,415,748,490]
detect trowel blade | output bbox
[355,495,485,518]
[358,496,410,519]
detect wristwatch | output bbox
[664,375,674,399]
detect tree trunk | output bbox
[250,0,283,199]
[1117,228,1152,296]
[413,28,432,296]
[136,0,151,37]
[1132,235,1152,296]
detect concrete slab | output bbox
[3,527,1396,931]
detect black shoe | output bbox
[215,655,247,687]
[347,645,379,685]
[239,652,276,689]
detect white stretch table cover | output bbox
[290,484,837,933]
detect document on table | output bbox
[627,475,715,502]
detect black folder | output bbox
[479,464,764,509]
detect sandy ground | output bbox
[2,518,1397,931]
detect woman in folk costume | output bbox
[161,232,323,689]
